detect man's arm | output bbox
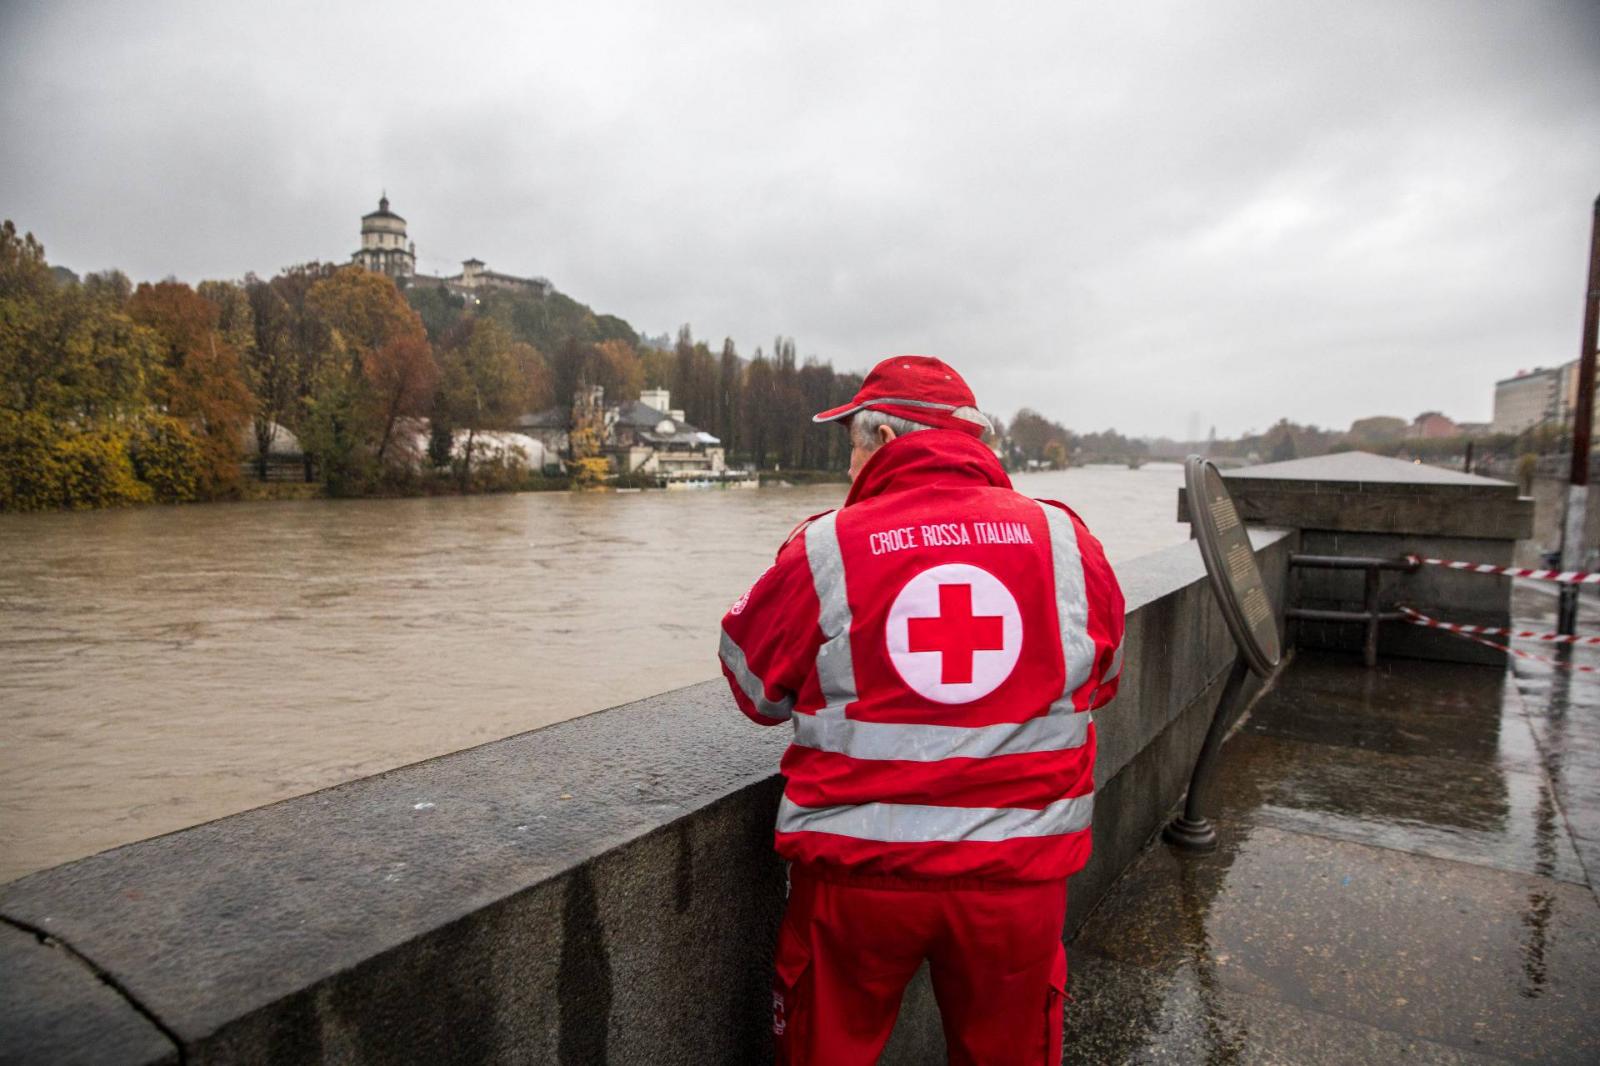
[1043,500,1127,711]
[717,528,825,726]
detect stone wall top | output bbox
[1178,452,1533,539]
[1224,451,1518,492]
[0,681,789,1061]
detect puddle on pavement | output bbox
[1071,823,1600,1062]
[1213,731,1586,884]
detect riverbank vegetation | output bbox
[3,217,1144,512]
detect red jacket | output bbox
[719,430,1125,883]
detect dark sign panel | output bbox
[1187,456,1280,677]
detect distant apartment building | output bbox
[350,193,549,297]
[1491,367,1564,435]
[1557,360,1600,437]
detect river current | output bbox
[0,464,1186,882]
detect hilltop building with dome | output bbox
[352,194,415,279]
[350,193,549,298]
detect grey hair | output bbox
[849,406,993,450]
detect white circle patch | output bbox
[886,563,1023,704]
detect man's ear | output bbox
[877,424,898,446]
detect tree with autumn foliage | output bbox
[299,267,434,492]
[127,281,255,498]
[367,334,439,464]
[1,224,153,426]
[1007,408,1074,469]
[0,222,223,509]
[433,317,542,486]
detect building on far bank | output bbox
[350,194,549,298]
[351,194,416,280]
[1492,367,1564,435]
[411,257,551,301]
[516,387,731,482]
[1407,411,1460,439]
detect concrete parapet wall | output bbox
[0,530,1295,1066]
[1179,452,1532,665]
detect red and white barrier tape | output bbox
[1397,606,1600,645]
[1398,606,1600,673]
[1408,554,1600,585]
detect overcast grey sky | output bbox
[3,1,1596,437]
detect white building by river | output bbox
[517,387,731,481]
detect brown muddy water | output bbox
[0,464,1186,882]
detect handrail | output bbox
[1285,552,1419,666]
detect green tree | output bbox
[435,318,537,486]
[1348,415,1408,448]
[1,223,155,423]
[716,338,741,452]
[238,277,299,476]
[1008,408,1072,466]
[0,410,154,510]
[1266,419,1299,462]
[405,283,466,341]
[301,267,430,488]
[269,262,339,480]
[742,350,775,468]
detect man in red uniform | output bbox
[718,356,1125,1065]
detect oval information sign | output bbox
[1187,456,1281,677]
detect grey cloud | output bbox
[2,0,1596,436]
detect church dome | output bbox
[362,193,405,223]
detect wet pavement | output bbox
[1066,584,1600,1064]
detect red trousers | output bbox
[772,866,1068,1065]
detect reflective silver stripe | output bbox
[793,710,1090,761]
[866,396,959,411]
[719,627,794,721]
[1104,640,1125,683]
[814,397,959,422]
[1038,502,1095,712]
[777,792,1094,843]
[804,511,856,718]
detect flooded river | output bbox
[0,464,1187,882]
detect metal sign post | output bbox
[1164,456,1282,852]
[1557,193,1600,636]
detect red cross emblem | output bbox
[887,563,1023,704]
[907,584,1006,684]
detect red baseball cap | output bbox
[812,355,985,437]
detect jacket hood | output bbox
[844,429,1012,507]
